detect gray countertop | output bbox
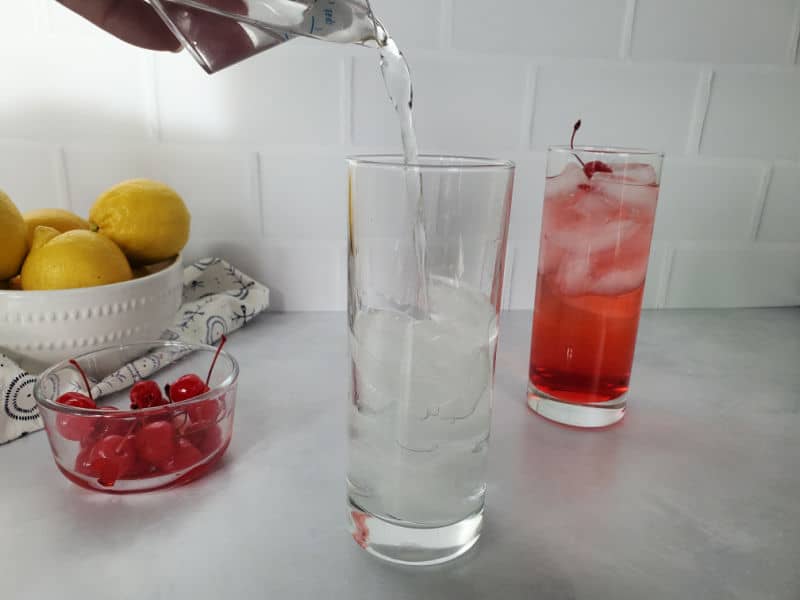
[2,309,799,599]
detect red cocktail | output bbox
[528,137,662,427]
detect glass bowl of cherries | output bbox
[33,337,237,493]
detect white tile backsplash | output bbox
[758,163,800,242]
[0,41,150,142]
[530,63,699,153]
[352,54,528,153]
[654,159,765,241]
[155,44,344,145]
[452,0,627,59]
[631,0,799,64]
[506,154,546,241]
[700,69,800,160]
[260,151,347,241]
[667,243,800,308]
[0,2,797,310]
[0,0,45,45]
[184,239,346,311]
[796,28,800,64]
[368,0,443,50]
[0,141,64,212]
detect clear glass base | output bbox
[527,383,626,428]
[347,499,483,566]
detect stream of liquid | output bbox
[373,22,428,314]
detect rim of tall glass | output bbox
[549,145,664,159]
[347,154,515,170]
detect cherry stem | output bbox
[205,335,227,387]
[68,359,94,403]
[115,420,139,455]
[175,410,188,430]
[570,119,586,170]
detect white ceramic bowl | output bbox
[0,256,183,373]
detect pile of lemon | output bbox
[0,179,190,291]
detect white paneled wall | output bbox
[0,0,799,310]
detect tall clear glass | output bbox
[528,147,663,428]
[346,156,514,565]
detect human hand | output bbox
[56,0,182,51]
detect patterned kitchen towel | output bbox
[0,258,269,445]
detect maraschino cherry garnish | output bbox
[570,119,612,179]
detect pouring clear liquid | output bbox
[149,0,429,312]
[374,24,428,314]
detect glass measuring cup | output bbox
[146,0,380,72]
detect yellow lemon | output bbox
[30,225,61,250]
[21,230,132,291]
[0,189,27,280]
[23,208,90,247]
[89,179,190,264]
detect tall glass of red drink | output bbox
[528,145,663,427]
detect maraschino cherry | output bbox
[130,380,167,410]
[88,433,137,487]
[570,119,612,179]
[168,335,227,401]
[168,373,209,402]
[182,421,223,457]
[134,420,176,466]
[80,406,125,449]
[159,438,203,473]
[55,360,97,441]
[169,335,227,425]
